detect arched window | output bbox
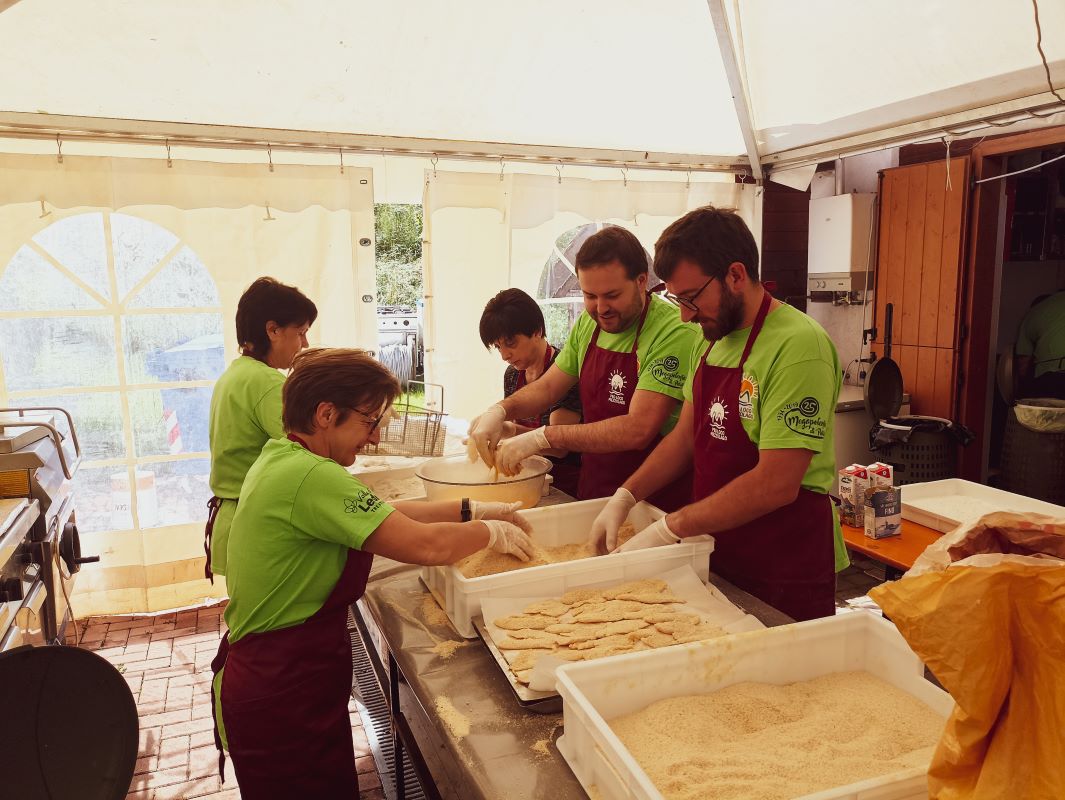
[536,222,658,348]
[0,212,223,533]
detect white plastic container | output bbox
[555,612,953,800]
[901,478,1065,533]
[421,498,715,638]
[354,465,427,502]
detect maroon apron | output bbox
[692,291,835,622]
[211,434,374,799]
[577,298,691,510]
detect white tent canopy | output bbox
[1,0,1064,172]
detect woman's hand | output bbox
[481,520,535,561]
[469,500,532,533]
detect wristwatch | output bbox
[460,497,472,522]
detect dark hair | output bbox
[654,206,760,282]
[282,347,401,433]
[236,277,318,361]
[479,289,546,348]
[575,226,650,280]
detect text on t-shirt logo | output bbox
[607,369,628,405]
[738,373,759,420]
[776,396,826,439]
[708,395,729,441]
[345,489,383,515]
[649,355,685,390]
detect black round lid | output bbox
[864,357,904,421]
[0,645,139,800]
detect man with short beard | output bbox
[591,205,848,622]
[468,226,700,510]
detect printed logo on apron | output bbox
[708,396,730,441]
[607,369,628,404]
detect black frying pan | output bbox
[864,302,904,421]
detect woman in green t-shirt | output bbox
[212,348,533,799]
[205,277,318,579]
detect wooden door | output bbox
[874,157,969,417]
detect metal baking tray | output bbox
[472,615,561,714]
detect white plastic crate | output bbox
[555,612,954,800]
[351,464,427,502]
[421,497,715,639]
[901,478,1065,532]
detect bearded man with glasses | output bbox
[592,205,850,622]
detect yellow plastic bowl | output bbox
[415,454,552,509]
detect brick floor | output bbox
[68,601,386,800]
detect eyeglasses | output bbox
[351,408,386,432]
[664,276,716,313]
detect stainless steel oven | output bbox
[0,497,46,652]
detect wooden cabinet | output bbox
[874,157,969,418]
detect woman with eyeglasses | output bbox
[211,347,533,799]
[206,277,317,581]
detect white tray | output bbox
[350,464,427,502]
[555,613,954,800]
[901,478,1065,533]
[420,498,715,639]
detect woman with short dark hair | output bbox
[212,347,532,799]
[205,277,318,579]
[479,288,583,496]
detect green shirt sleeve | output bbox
[293,463,395,550]
[253,383,286,440]
[554,314,592,377]
[757,359,837,454]
[1015,310,1038,357]
[637,324,700,400]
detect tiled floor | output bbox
[68,602,385,800]
[835,554,888,604]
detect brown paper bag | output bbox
[869,512,1065,799]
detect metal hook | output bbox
[686,169,692,190]
[56,135,63,164]
[499,156,505,182]
[339,147,344,175]
[556,161,563,185]
[267,144,274,173]
[165,139,173,169]
[263,201,276,222]
[621,165,629,187]
[38,199,51,219]
[430,154,439,178]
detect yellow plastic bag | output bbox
[869,512,1065,799]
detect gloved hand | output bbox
[482,519,535,561]
[467,404,508,467]
[464,422,517,462]
[590,488,637,553]
[613,516,681,553]
[496,427,550,476]
[469,500,532,533]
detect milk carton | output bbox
[866,462,894,488]
[838,464,869,527]
[864,485,902,539]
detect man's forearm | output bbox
[666,466,799,537]
[544,414,658,453]
[623,427,693,500]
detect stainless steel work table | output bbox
[353,553,795,800]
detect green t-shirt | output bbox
[1016,291,1065,377]
[683,302,850,572]
[223,439,395,644]
[554,295,702,434]
[208,356,286,499]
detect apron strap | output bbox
[588,292,654,352]
[738,289,773,367]
[287,432,310,448]
[203,496,223,583]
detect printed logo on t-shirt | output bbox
[708,395,729,441]
[648,355,685,390]
[738,373,759,420]
[776,396,826,440]
[607,369,628,405]
[345,489,383,515]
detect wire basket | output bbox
[366,381,447,457]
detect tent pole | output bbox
[706,0,763,180]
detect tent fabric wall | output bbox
[423,170,757,423]
[0,154,376,615]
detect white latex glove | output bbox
[613,516,681,553]
[469,500,532,533]
[468,404,507,467]
[496,427,550,476]
[464,422,517,461]
[590,488,637,553]
[482,519,535,561]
